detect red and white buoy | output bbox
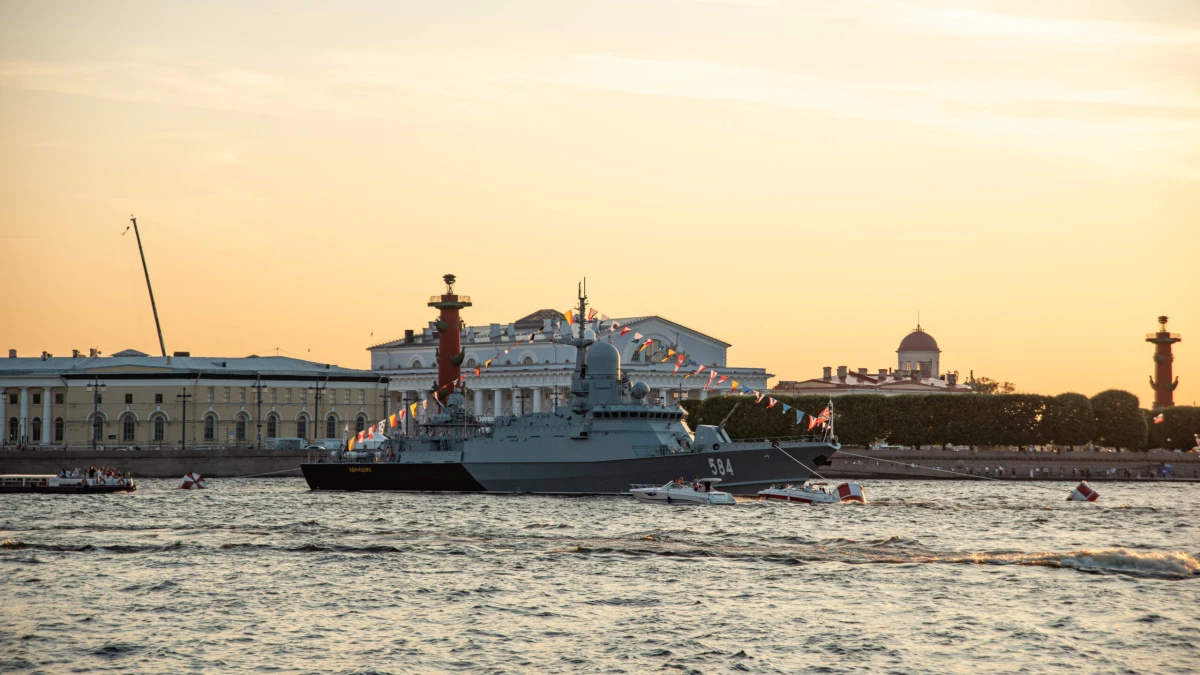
[835,482,866,503]
[180,472,207,490]
[1067,480,1098,502]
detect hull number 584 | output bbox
[708,458,733,476]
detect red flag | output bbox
[474,367,481,376]
[587,308,597,321]
[807,414,819,431]
[356,430,364,442]
[619,326,631,336]
[368,427,375,440]
[767,397,777,409]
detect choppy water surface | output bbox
[2,479,1198,674]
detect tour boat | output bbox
[0,473,137,494]
[629,477,737,505]
[758,481,864,504]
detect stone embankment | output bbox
[0,446,319,478]
[823,447,1200,481]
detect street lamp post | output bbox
[308,381,327,442]
[252,376,266,449]
[176,389,192,450]
[86,377,106,451]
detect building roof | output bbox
[514,309,564,330]
[898,327,939,353]
[0,354,379,380]
[774,370,970,393]
[370,312,733,350]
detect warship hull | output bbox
[301,443,836,495]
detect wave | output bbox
[556,541,1200,580]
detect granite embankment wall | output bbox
[0,447,316,478]
[822,448,1200,481]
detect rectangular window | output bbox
[343,390,350,405]
[154,393,163,404]
[96,394,102,404]
[32,393,41,405]
[207,387,215,403]
[270,388,277,404]
[222,387,231,404]
[357,390,365,405]
[239,388,246,404]
[8,394,16,405]
[285,388,293,404]
[300,389,308,405]
[125,394,134,404]
[55,393,63,404]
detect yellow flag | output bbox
[564,310,574,325]
[409,402,418,417]
[667,349,675,357]
[348,438,355,451]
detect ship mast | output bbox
[130,215,167,357]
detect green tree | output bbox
[969,372,1016,395]
[1040,393,1096,448]
[1090,389,1148,450]
[1144,406,1200,451]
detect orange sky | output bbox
[1,0,1197,404]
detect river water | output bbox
[2,479,1198,674]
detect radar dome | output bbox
[631,381,650,399]
[586,341,621,379]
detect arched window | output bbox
[411,359,422,369]
[521,355,534,365]
[326,415,336,439]
[92,417,104,442]
[296,416,307,440]
[355,416,366,433]
[122,416,136,442]
[235,416,247,441]
[203,415,216,441]
[31,417,42,443]
[54,417,64,442]
[7,417,17,442]
[267,415,278,439]
[153,416,166,442]
[466,357,476,367]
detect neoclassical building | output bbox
[772,325,973,397]
[369,310,771,417]
[0,349,385,448]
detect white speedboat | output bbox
[630,477,737,505]
[758,481,864,504]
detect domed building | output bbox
[772,323,970,397]
[897,325,940,378]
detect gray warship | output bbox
[301,277,840,494]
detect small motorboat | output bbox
[0,473,136,494]
[758,481,864,504]
[630,477,737,505]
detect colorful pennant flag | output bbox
[409,402,418,417]
[619,326,631,336]
[781,403,792,414]
[587,308,597,321]
[807,414,820,431]
[754,391,764,403]
[767,397,778,409]
[795,409,805,425]
[563,310,575,325]
[730,380,739,392]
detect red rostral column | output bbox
[428,274,471,399]
[1146,315,1182,408]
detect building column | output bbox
[0,389,6,444]
[698,388,708,400]
[19,387,29,445]
[513,388,523,416]
[474,389,484,417]
[492,389,503,417]
[42,387,52,446]
[533,388,543,414]
[659,388,669,404]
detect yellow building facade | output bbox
[0,350,388,449]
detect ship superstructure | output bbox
[301,277,839,494]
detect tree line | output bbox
[679,390,1200,451]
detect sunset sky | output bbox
[1,0,1197,404]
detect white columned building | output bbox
[41,386,52,446]
[370,309,772,420]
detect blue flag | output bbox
[795,409,805,425]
